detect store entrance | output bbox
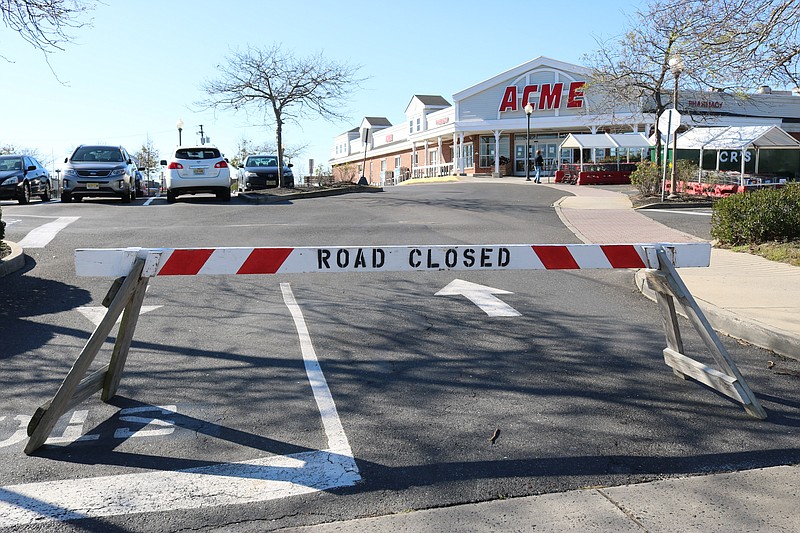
[514,140,562,177]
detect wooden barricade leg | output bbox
[102,275,149,401]
[25,257,146,454]
[644,246,767,420]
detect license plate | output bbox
[193,168,205,175]
[87,183,100,190]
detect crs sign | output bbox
[718,150,753,163]
[499,81,585,113]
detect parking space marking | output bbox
[16,216,79,248]
[0,283,360,526]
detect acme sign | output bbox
[499,81,585,112]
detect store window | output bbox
[479,135,509,168]
[394,156,401,169]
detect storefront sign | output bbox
[687,100,724,109]
[499,81,585,112]
[435,117,450,126]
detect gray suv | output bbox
[61,145,138,203]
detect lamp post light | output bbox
[668,55,684,199]
[176,118,184,146]
[524,102,533,181]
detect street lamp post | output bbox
[524,103,533,181]
[668,55,684,199]
[176,118,184,146]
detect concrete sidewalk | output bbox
[548,182,800,360]
[282,465,799,532]
[279,178,800,533]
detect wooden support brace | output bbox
[643,246,767,420]
[24,257,146,454]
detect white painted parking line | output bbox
[0,284,359,527]
[16,217,79,248]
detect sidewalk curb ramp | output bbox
[635,269,800,360]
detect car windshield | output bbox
[73,147,124,162]
[175,149,221,160]
[246,157,278,167]
[0,157,24,171]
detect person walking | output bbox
[533,150,544,183]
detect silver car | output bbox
[61,145,137,203]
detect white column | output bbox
[459,133,465,174]
[424,140,429,176]
[438,136,443,175]
[411,141,416,176]
[494,130,501,175]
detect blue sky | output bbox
[1,0,639,176]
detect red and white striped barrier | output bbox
[75,243,711,277]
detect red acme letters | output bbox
[499,81,585,112]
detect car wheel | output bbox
[121,190,132,203]
[130,187,136,200]
[18,183,31,204]
[217,189,231,201]
[40,183,51,202]
[74,195,83,203]
[61,192,72,203]
[166,190,177,203]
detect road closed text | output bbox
[316,246,512,271]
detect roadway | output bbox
[0,183,795,532]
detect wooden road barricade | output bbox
[24,242,765,454]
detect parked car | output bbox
[61,145,138,203]
[238,155,294,191]
[160,146,231,203]
[134,170,145,197]
[0,154,52,204]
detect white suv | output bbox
[160,146,231,203]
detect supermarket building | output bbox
[329,56,800,184]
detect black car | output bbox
[0,154,52,204]
[238,155,294,191]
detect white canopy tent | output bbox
[674,126,800,185]
[559,132,653,167]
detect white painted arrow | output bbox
[77,305,162,326]
[435,279,521,317]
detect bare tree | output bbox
[1,0,94,60]
[230,136,308,169]
[133,138,160,177]
[200,44,363,187]
[584,0,800,165]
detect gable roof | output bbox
[405,95,451,113]
[362,117,392,127]
[453,56,591,101]
[675,126,800,150]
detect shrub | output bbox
[629,160,661,196]
[711,183,800,245]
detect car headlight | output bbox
[63,169,78,177]
[110,168,126,176]
[245,171,258,178]
[1,176,19,186]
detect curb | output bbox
[634,269,799,361]
[0,240,25,278]
[634,201,713,209]
[238,186,383,205]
